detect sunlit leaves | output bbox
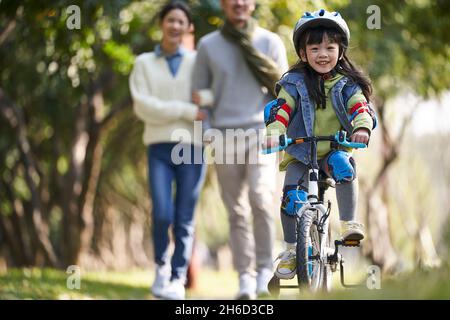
[103,40,134,75]
[12,176,31,201]
[335,0,450,99]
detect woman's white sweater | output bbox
[129,50,211,146]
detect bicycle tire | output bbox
[296,209,327,292]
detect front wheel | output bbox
[296,209,328,292]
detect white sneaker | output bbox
[256,268,273,297]
[340,221,365,241]
[151,264,170,298]
[275,248,296,279]
[236,273,256,300]
[159,278,186,300]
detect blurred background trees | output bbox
[0,0,449,278]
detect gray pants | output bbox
[281,157,358,244]
[215,135,276,275]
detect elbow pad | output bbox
[264,98,287,126]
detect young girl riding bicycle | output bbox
[264,9,377,280]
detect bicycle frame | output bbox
[296,138,331,289]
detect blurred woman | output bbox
[129,0,211,300]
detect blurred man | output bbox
[192,0,288,299]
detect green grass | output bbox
[1,264,450,300]
[298,263,450,300]
[0,267,239,300]
[0,268,151,300]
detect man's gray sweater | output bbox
[192,27,288,130]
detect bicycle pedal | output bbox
[342,239,360,247]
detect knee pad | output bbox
[327,151,356,183]
[281,185,308,216]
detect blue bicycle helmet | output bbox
[293,9,350,54]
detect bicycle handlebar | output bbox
[262,131,366,154]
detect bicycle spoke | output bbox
[308,225,323,290]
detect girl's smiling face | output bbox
[300,33,341,74]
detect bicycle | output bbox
[263,131,366,297]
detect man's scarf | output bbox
[221,18,282,97]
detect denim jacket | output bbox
[275,71,362,165]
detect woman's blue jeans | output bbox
[147,143,205,281]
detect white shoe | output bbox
[340,221,365,241]
[236,273,256,300]
[275,248,296,279]
[159,278,186,300]
[151,264,170,298]
[256,268,273,297]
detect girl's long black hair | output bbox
[288,26,372,108]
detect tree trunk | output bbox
[78,89,105,265]
[61,96,90,266]
[60,75,127,267]
[0,161,40,267]
[0,88,58,267]
[0,210,27,266]
[61,85,106,266]
[363,96,399,273]
[365,177,399,273]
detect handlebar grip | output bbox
[340,141,367,149]
[261,134,292,154]
[262,146,285,154]
[334,131,367,149]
